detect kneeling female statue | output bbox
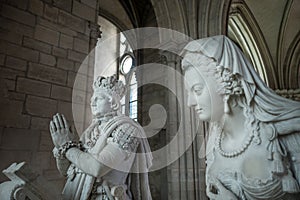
[49,75,152,200]
[181,35,300,199]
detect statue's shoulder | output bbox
[107,115,141,152]
[108,115,142,132]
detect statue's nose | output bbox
[187,94,196,107]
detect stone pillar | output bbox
[160,50,208,200]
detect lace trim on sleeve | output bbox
[107,123,140,154]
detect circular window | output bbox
[120,54,134,74]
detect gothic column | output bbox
[160,50,208,200]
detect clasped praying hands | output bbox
[49,113,78,148]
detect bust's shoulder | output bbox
[109,115,142,131]
[108,117,141,152]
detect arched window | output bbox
[95,16,137,120]
[228,2,275,87]
[120,71,138,121]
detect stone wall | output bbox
[0,0,99,189]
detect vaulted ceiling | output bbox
[99,0,300,90]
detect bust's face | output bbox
[90,91,113,117]
[183,53,224,122]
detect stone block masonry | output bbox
[72,0,96,22]
[59,34,73,49]
[1,128,40,151]
[53,0,72,13]
[81,0,97,8]
[16,77,51,97]
[0,0,98,186]
[0,99,31,129]
[25,95,57,117]
[74,37,89,54]
[68,49,87,63]
[58,10,86,34]
[1,4,36,27]
[0,18,35,37]
[0,40,39,62]
[34,25,60,46]
[51,84,72,101]
[7,0,30,10]
[39,52,56,66]
[0,29,23,45]
[28,63,67,85]
[23,37,52,54]
[5,56,27,71]
[29,0,44,16]
[0,54,5,65]
[52,46,68,58]
[44,4,59,22]
[57,57,74,71]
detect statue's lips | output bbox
[91,106,97,112]
[196,108,203,113]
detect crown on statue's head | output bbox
[93,75,126,99]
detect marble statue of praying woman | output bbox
[49,75,152,200]
[181,35,300,200]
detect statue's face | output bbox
[90,92,113,117]
[183,53,224,122]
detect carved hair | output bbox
[93,75,126,111]
[215,66,243,96]
[93,75,126,99]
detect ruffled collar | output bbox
[92,111,118,124]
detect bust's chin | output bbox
[91,109,98,116]
[198,114,211,122]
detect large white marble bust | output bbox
[181,35,300,200]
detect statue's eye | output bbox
[193,85,203,95]
[97,96,105,100]
[90,97,95,103]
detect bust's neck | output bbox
[94,111,118,123]
[221,105,246,141]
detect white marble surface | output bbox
[182,35,300,200]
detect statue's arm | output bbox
[206,176,238,200]
[65,123,140,178]
[65,144,127,178]
[55,157,70,176]
[49,113,78,176]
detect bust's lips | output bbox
[196,108,203,113]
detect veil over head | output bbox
[181,35,300,135]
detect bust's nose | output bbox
[90,97,96,106]
[187,93,197,107]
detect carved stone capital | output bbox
[89,21,102,40]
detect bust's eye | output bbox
[97,96,104,100]
[193,85,203,95]
[90,96,95,102]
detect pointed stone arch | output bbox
[228,0,277,88]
